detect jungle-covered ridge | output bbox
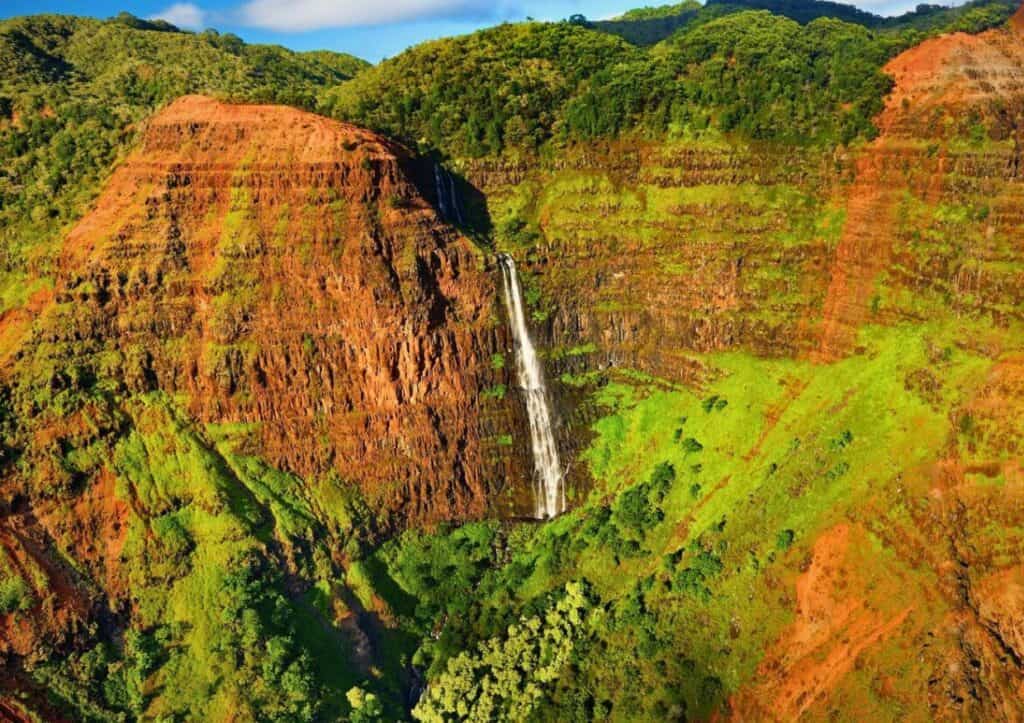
[324,0,1018,157]
[1,0,1024,720]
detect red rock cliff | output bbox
[46,95,500,525]
[817,10,1024,359]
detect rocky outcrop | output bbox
[25,95,509,526]
[466,143,840,375]
[730,524,914,721]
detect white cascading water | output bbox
[433,164,463,225]
[434,164,450,221]
[497,254,565,519]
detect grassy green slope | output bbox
[362,317,1017,720]
[16,390,385,720]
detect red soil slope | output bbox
[817,9,1024,360]
[731,525,914,721]
[733,13,1024,719]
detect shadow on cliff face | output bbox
[406,151,597,521]
[409,155,493,246]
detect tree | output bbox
[413,582,597,722]
[347,687,384,721]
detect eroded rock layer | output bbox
[464,10,1024,719]
[26,95,501,524]
[469,11,1024,374]
[818,14,1024,360]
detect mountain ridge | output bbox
[0,2,1023,720]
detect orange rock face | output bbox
[48,95,500,525]
[817,15,1024,360]
[730,525,915,721]
[726,19,1024,717]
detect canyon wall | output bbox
[0,98,556,703]
[463,11,1024,719]
[1,10,1023,718]
[468,9,1024,372]
[8,95,530,526]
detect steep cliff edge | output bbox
[0,96,521,712]
[26,95,499,524]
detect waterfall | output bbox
[448,172,463,225]
[433,164,463,225]
[497,254,565,519]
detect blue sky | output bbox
[2,0,951,62]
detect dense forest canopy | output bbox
[564,12,900,144]
[320,22,644,158]
[322,0,1019,158]
[618,1,705,20]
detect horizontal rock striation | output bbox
[469,11,1024,371]
[30,95,507,525]
[467,144,842,380]
[818,12,1024,360]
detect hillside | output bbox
[0,1,1023,721]
[0,95,514,720]
[428,5,1024,718]
[0,13,368,330]
[323,0,1017,159]
[587,0,1019,45]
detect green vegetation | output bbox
[482,383,508,400]
[584,0,1018,45]
[347,686,384,721]
[1,0,1023,720]
[569,13,898,144]
[321,22,640,157]
[412,582,598,722]
[2,383,379,719]
[347,319,1007,720]
[717,0,1021,32]
[618,2,703,21]
[75,396,347,719]
[0,572,32,614]
[325,0,1017,155]
[0,13,367,315]
[588,1,706,45]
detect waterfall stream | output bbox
[497,254,565,519]
[433,164,463,225]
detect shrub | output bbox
[775,529,796,551]
[0,574,32,614]
[614,463,675,535]
[681,437,704,454]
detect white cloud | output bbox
[150,2,208,29]
[239,0,514,31]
